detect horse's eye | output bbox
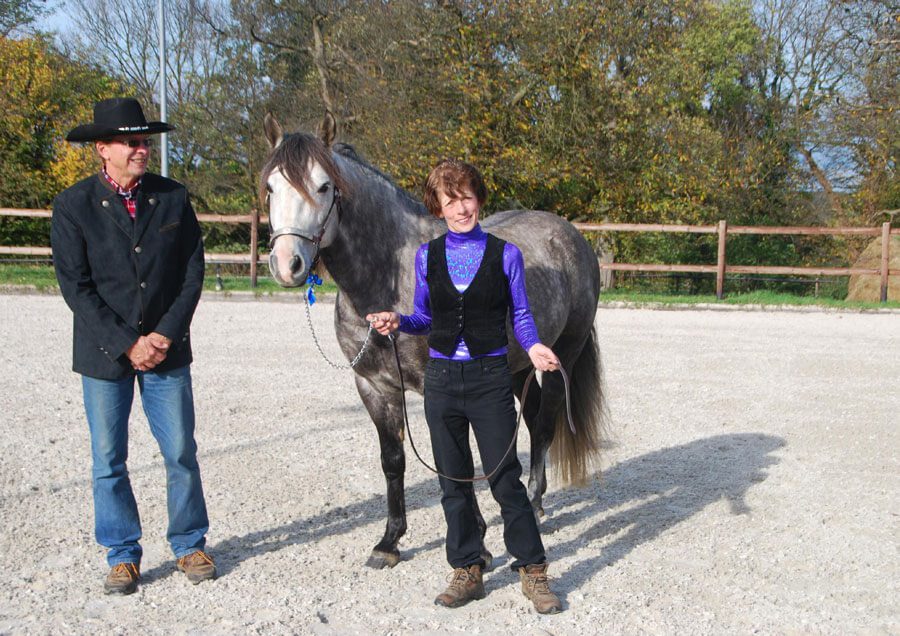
[318,183,330,194]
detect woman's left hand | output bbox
[528,343,561,373]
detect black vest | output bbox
[426,233,509,356]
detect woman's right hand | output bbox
[366,311,400,335]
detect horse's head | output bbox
[261,113,346,287]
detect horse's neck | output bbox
[322,164,438,315]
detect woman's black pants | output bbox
[424,355,545,570]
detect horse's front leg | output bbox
[355,374,407,569]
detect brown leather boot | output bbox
[518,563,562,614]
[176,550,217,584]
[434,564,485,608]
[104,562,140,595]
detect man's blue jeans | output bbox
[82,365,209,567]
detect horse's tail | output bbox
[549,326,607,486]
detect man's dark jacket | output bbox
[51,172,204,380]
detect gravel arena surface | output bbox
[0,293,897,635]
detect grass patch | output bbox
[2,263,896,309]
[206,274,338,296]
[0,264,60,290]
[600,289,900,310]
[0,263,340,295]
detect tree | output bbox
[0,35,123,246]
[0,0,47,37]
[65,0,274,215]
[0,35,122,207]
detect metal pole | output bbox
[158,0,168,177]
[880,221,890,303]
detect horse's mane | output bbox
[260,133,426,215]
[333,142,425,212]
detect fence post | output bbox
[716,219,728,300]
[250,207,259,288]
[881,221,891,303]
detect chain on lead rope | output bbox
[303,274,375,370]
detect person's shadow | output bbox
[140,433,784,587]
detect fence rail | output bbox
[1,208,897,301]
[576,220,898,302]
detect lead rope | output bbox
[388,333,576,484]
[303,290,375,370]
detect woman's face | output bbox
[438,186,481,234]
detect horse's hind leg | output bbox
[355,375,407,569]
[526,371,568,515]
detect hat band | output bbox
[117,125,151,132]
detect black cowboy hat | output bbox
[66,97,174,142]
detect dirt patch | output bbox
[0,295,896,634]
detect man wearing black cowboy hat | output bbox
[51,97,215,594]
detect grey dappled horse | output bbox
[262,113,605,569]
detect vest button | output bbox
[149,198,157,205]
[134,246,142,253]
[140,282,147,289]
[101,200,110,207]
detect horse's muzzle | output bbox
[268,250,308,287]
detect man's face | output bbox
[96,135,152,186]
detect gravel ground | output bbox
[0,293,897,635]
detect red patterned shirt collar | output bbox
[101,168,141,219]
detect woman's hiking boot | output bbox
[104,562,140,595]
[434,564,485,608]
[176,550,217,584]
[518,563,562,614]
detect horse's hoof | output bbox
[481,550,493,572]
[366,550,400,569]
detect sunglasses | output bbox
[115,138,154,148]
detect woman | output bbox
[366,159,563,614]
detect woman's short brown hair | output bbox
[423,159,487,218]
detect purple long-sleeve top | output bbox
[398,224,541,360]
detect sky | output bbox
[36,0,73,36]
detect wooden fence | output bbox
[1,208,897,301]
[580,220,898,301]
[0,207,267,288]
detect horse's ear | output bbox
[318,111,336,147]
[264,112,284,149]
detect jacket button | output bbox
[140,282,147,289]
[134,246,142,253]
[101,200,110,207]
[149,198,157,205]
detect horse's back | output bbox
[482,209,600,351]
[482,209,600,297]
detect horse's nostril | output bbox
[289,254,303,274]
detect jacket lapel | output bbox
[133,188,160,246]
[94,175,133,239]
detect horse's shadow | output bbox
[140,432,784,585]
[504,432,784,594]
